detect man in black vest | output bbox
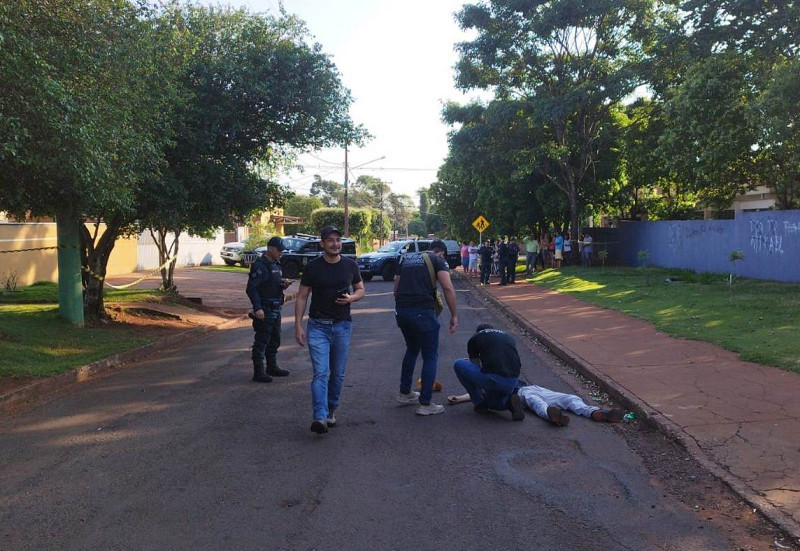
[394,239,458,416]
[246,236,292,383]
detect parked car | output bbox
[220,242,245,266]
[442,239,462,270]
[357,238,460,282]
[243,234,357,279]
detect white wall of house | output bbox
[136,229,226,270]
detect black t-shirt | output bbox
[246,255,283,310]
[467,329,521,378]
[394,252,449,310]
[300,255,362,321]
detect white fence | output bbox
[136,229,225,270]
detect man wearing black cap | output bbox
[393,239,458,416]
[295,226,365,435]
[246,236,292,383]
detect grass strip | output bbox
[0,281,177,304]
[199,265,249,273]
[0,304,153,379]
[524,266,800,373]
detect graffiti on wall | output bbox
[750,219,784,255]
[667,222,726,252]
[683,222,726,239]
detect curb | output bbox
[0,292,299,419]
[458,273,800,539]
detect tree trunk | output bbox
[55,203,84,325]
[81,214,124,320]
[568,191,581,266]
[151,227,180,293]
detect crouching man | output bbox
[452,324,525,421]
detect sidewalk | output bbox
[463,273,800,538]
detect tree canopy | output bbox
[0,0,362,318]
[436,0,800,240]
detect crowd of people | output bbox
[457,232,595,284]
[246,228,618,435]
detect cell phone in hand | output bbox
[337,287,350,298]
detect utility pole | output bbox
[342,153,385,237]
[343,146,349,236]
[379,181,391,246]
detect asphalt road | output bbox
[1,279,736,550]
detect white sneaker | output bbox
[416,403,445,416]
[396,391,420,405]
[327,413,336,427]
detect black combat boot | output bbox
[266,356,290,377]
[252,361,273,383]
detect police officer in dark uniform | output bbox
[496,237,509,286]
[246,236,292,383]
[506,237,520,284]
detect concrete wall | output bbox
[136,229,225,270]
[617,209,800,282]
[0,223,139,286]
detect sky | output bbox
[215,0,482,202]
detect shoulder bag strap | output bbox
[421,252,437,290]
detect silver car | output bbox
[220,242,245,265]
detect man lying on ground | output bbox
[447,383,624,426]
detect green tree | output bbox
[310,175,345,206]
[755,59,800,209]
[454,0,659,243]
[435,99,568,240]
[369,207,392,240]
[387,193,414,236]
[408,217,427,237]
[309,207,371,237]
[650,1,800,212]
[658,52,759,210]
[284,195,324,234]
[139,5,360,292]
[0,0,177,322]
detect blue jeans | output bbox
[307,318,353,421]
[453,359,518,411]
[395,307,440,404]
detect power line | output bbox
[291,164,438,172]
[305,153,341,166]
[354,167,438,172]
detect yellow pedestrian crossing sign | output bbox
[472,215,490,232]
